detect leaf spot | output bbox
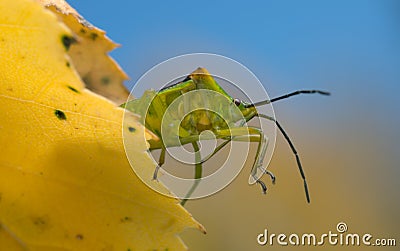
[61,35,76,51]
[90,32,98,41]
[128,127,136,133]
[33,217,46,226]
[55,110,67,120]
[120,216,132,223]
[32,216,49,231]
[101,76,110,85]
[67,85,80,93]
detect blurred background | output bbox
[68,0,399,250]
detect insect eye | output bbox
[233,98,241,106]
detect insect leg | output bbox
[258,114,310,203]
[202,119,251,163]
[152,147,166,181]
[265,170,276,184]
[256,180,267,194]
[181,141,202,206]
[199,140,231,164]
[198,134,276,191]
[214,127,269,193]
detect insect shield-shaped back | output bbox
[160,89,245,148]
[190,67,231,97]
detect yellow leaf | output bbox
[0,0,204,250]
[0,225,25,251]
[38,0,130,104]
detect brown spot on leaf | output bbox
[120,216,132,223]
[55,109,67,120]
[32,216,49,231]
[90,32,98,41]
[67,85,80,93]
[101,76,110,85]
[61,34,76,51]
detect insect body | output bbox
[122,67,329,204]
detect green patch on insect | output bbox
[121,67,330,205]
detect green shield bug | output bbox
[122,67,329,205]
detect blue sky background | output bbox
[66,1,399,250]
[68,0,399,90]
[68,0,400,124]
[67,0,400,182]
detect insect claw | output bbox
[256,180,267,194]
[265,170,276,184]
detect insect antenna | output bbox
[250,90,330,107]
[257,114,311,203]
